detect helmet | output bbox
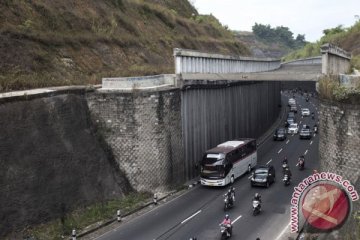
[228,189,232,193]
[231,186,235,191]
[255,193,259,198]
[225,214,229,220]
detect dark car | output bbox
[287,112,295,119]
[299,125,312,139]
[251,165,276,188]
[273,128,287,141]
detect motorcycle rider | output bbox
[221,214,232,237]
[298,155,305,168]
[313,123,318,133]
[284,167,292,180]
[252,193,262,212]
[253,193,262,202]
[230,186,235,202]
[282,156,289,173]
[225,189,234,205]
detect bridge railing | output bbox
[174,48,281,74]
[281,56,322,65]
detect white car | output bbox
[288,98,296,106]
[301,108,310,117]
[287,123,299,134]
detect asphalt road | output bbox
[94,91,320,240]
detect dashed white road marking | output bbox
[310,141,313,145]
[286,139,290,144]
[274,223,290,240]
[278,148,283,154]
[267,159,272,165]
[304,149,308,155]
[181,210,201,224]
[232,215,242,224]
[314,133,316,137]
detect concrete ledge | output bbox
[102,74,176,89]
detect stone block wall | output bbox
[86,88,184,193]
[0,93,131,238]
[318,98,360,239]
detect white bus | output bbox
[200,139,257,186]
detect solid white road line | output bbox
[314,133,316,137]
[232,215,242,224]
[278,148,283,154]
[286,140,290,144]
[267,159,272,165]
[310,141,313,145]
[304,149,308,155]
[274,223,290,240]
[181,210,201,224]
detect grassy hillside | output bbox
[0,0,250,92]
[234,31,292,58]
[283,21,360,70]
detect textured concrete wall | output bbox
[174,48,280,74]
[282,57,322,65]
[181,81,281,178]
[318,99,360,239]
[0,94,131,238]
[86,89,184,192]
[321,44,351,74]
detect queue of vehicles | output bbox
[198,93,316,239]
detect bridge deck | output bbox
[180,64,322,82]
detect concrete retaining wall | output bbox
[86,88,184,192]
[321,43,351,74]
[174,48,280,74]
[0,93,131,238]
[181,81,281,178]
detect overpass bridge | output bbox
[96,44,351,188]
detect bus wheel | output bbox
[248,165,251,173]
[230,175,234,184]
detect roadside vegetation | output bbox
[19,192,152,240]
[0,0,250,92]
[318,75,360,104]
[283,21,360,71]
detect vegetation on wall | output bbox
[318,75,360,104]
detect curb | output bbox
[73,191,178,239]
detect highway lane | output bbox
[95,90,319,240]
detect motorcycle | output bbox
[312,113,315,120]
[224,194,234,211]
[220,223,232,239]
[297,157,305,170]
[283,174,290,186]
[252,200,261,216]
[282,163,289,173]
